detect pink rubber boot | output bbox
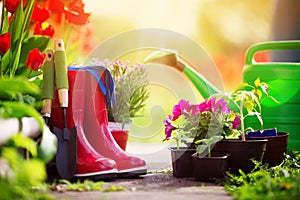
[83,67,147,177]
[50,69,117,179]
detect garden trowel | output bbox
[52,39,77,180]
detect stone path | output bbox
[51,142,233,200]
[52,173,232,200]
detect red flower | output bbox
[34,23,55,38]
[31,3,50,23]
[65,10,90,25]
[25,48,46,71]
[4,0,26,14]
[65,0,90,25]
[49,0,65,13]
[0,33,11,55]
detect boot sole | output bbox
[117,166,147,178]
[73,169,118,180]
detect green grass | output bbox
[224,150,300,200]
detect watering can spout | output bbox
[144,50,221,98]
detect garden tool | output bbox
[82,67,147,177]
[50,68,117,180]
[52,39,77,180]
[41,49,55,126]
[144,50,221,99]
[242,40,300,150]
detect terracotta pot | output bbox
[191,152,230,181]
[108,122,130,151]
[248,132,289,167]
[169,147,196,178]
[213,139,267,174]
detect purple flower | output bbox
[164,115,177,139]
[172,99,190,121]
[232,114,241,129]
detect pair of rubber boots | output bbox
[50,67,147,179]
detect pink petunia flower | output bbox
[164,115,177,139]
[172,99,190,121]
[198,98,213,112]
[214,98,230,114]
[232,114,241,129]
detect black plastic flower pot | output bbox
[169,147,196,178]
[191,152,230,182]
[248,132,289,167]
[213,139,267,174]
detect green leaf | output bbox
[0,49,10,75]
[8,2,24,48]
[196,144,207,155]
[243,101,254,113]
[10,133,38,157]
[254,112,263,128]
[211,135,223,144]
[20,158,47,186]
[19,36,50,65]
[254,77,261,88]
[0,78,40,96]
[1,102,44,131]
[234,82,252,92]
[1,9,9,33]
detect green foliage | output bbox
[224,151,300,200]
[194,109,227,157]
[0,140,53,199]
[0,78,40,102]
[0,78,43,130]
[59,179,105,192]
[222,77,277,140]
[55,179,125,192]
[0,0,49,78]
[107,61,150,124]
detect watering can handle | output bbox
[245,40,300,65]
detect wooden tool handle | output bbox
[54,39,69,107]
[41,49,55,116]
[41,99,52,117]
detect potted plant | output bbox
[105,60,150,151]
[163,98,240,178]
[213,78,278,174]
[238,79,288,167]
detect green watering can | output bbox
[145,40,300,150]
[243,40,300,150]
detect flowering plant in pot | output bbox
[163,97,240,177]
[90,59,150,150]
